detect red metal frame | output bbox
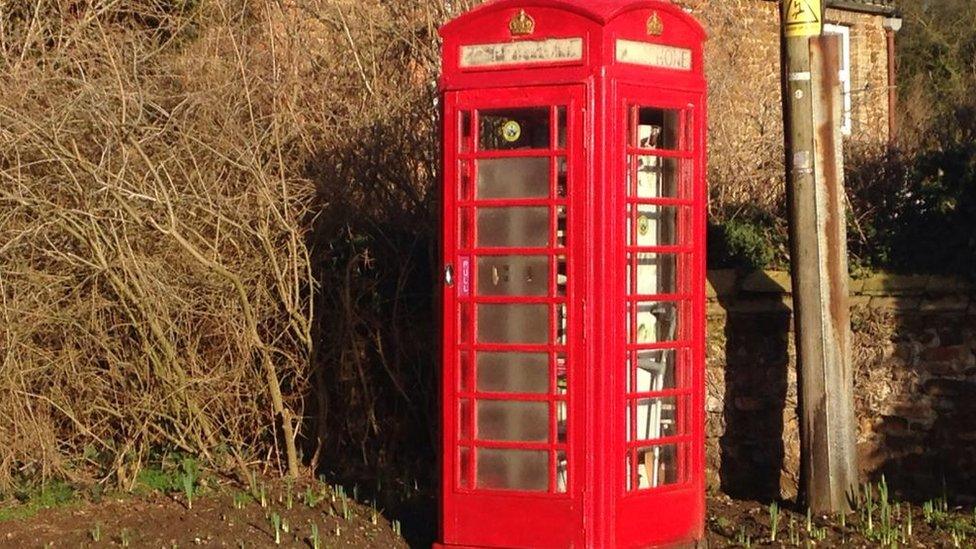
[439,2,707,547]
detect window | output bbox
[623,104,694,492]
[457,104,574,494]
[824,24,852,135]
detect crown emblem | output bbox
[647,11,664,36]
[509,9,535,36]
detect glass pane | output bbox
[556,207,568,248]
[635,444,683,489]
[459,399,471,440]
[633,349,678,393]
[477,304,549,344]
[460,162,472,200]
[632,397,679,441]
[556,255,568,296]
[460,447,472,488]
[460,111,472,152]
[557,304,568,345]
[557,106,567,150]
[459,209,473,249]
[477,157,550,199]
[477,352,549,394]
[633,108,681,150]
[477,207,550,248]
[459,352,472,392]
[556,450,568,493]
[633,301,679,344]
[477,448,549,491]
[630,253,678,296]
[477,400,549,442]
[480,108,550,150]
[626,451,634,491]
[458,305,471,344]
[633,205,679,246]
[556,354,568,395]
[557,157,568,197]
[477,256,549,296]
[556,401,567,444]
[633,156,680,198]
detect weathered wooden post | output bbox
[781,0,859,513]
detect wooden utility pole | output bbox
[781,0,859,513]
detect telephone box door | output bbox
[615,82,706,546]
[442,85,587,548]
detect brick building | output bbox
[673,0,900,211]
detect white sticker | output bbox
[460,38,584,68]
[615,39,692,71]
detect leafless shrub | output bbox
[0,0,319,489]
[0,0,485,494]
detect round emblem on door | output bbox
[500,120,522,143]
[638,216,651,236]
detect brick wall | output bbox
[674,0,892,211]
[706,270,976,502]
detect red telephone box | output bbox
[438,1,707,547]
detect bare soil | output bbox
[0,484,407,549]
[705,494,974,548]
[2,490,974,548]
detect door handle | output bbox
[444,264,455,287]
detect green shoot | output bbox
[233,491,252,510]
[305,486,319,508]
[715,516,731,531]
[393,519,402,537]
[270,512,282,545]
[120,528,132,547]
[90,523,102,542]
[310,523,321,549]
[181,475,195,509]
[878,476,892,543]
[180,458,199,510]
[865,483,875,533]
[768,501,780,542]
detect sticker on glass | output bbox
[638,216,651,236]
[500,120,522,143]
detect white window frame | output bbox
[823,23,853,135]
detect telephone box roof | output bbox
[439,0,706,38]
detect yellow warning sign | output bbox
[785,0,822,38]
